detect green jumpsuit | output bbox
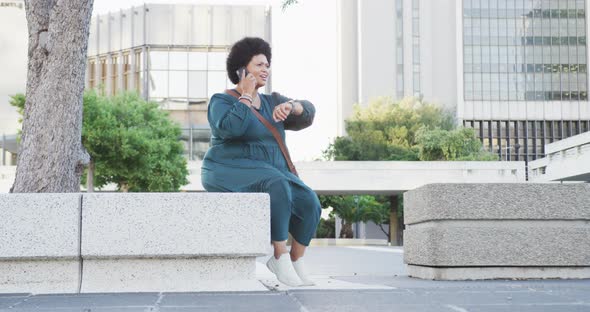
[201,91,321,246]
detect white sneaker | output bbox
[292,257,315,286]
[266,253,303,287]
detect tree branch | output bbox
[378,223,390,241]
[281,0,298,11]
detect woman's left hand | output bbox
[273,102,293,122]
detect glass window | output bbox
[134,50,143,94]
[88,58,96,73]
[169,71,188,98]
[100,57,107,90]
[208,52,227,70]
[188,71,207,99]
[169,51,188,71]
[149,51,168,70]
[149,71,168,98]
[207,71,227,98]
[188,52,207,71]
[463,0,589,103]
[111,56,118,95]
[413,20,420,36]
[413,74,420,92]
[579,75,587,90]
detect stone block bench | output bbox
[0,194,81,294]
[0,193,270,294]
[403,183,590,280]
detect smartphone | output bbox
[236,67,249,81]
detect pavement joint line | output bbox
[446,304,470,312]
[257,278,281,292]
[460,302,590,307]
[77,194,84,294]
[493,290,542,293]
[6,295,31,309]
[342,246,404,253]
[151,292,164,312]
[286,291,310,312]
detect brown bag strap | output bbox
[224,89,299,176]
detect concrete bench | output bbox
[0,194,81,294]
[403,183,590,280]
[0,193,270,294]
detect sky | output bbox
[94,0,279,13]
[1,0,339,161]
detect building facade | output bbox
[338,0,590,165]
[85,4,271,160]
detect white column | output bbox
[94,58,101,92]
[358,222,366,239]
[142,46,149,99]
[85,60,90,89]
[117,51,124,93]
[403,0,413,96]
[336,0,359,136]
[335,215,342,239]
[105,54,113,96]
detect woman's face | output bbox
[246,54,270,88]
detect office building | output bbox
[338,0,590,164]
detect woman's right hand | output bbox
[238,70,256,97]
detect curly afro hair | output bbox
[226,37,272,85]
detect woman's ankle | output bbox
[274,251,288,259]
[271,240,289,259]
[290,251,304,262]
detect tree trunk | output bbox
[12,0,93,193]
[389,195,401,246]
[120,182,129,193]
[86,159,94,192]
[340,219,353,238]
[377,223,389,241]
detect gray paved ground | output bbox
[1,246,589,312]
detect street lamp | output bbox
[500,143,520,161]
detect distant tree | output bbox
[319,195,387,239]
[9,94,25,139]
[315,216,335,239]
[82,92,189,192]
[323,96,495,244]
[281,0,298,10]
[415,128,497,161]
[363,195,393,240]
[324,96,455,161]
[11,92,189,192]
